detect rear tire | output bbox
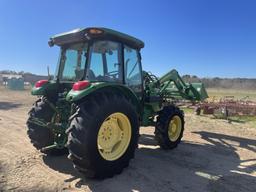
[27,97,67,155]
[155,105,184,149]
[66,91,139,179]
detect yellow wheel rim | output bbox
[97,112,131,161]
[168,115,182,142]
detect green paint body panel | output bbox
[66,82,142,114]
[31,81,58,95]
[142,103,161,126]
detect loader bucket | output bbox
[189,83,208,101]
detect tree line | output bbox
[182,75,256,90]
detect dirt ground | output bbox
[0,88,255,192]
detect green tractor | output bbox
[27,27,208,178]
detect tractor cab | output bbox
[49,28,145,97]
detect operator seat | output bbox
[75,69,84,80]
[87,69,96,80]
[75,69,96,80]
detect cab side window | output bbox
[124,45,142,97]
[88,41,122,82]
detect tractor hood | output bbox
[48,27,144,49]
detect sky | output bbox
[0,0,256,78]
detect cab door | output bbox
[123,45,143,99]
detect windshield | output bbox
[56,42,88,81]
[55,41,123,82]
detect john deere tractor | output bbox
[27,27,208,178]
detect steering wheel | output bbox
[106,70,119,78]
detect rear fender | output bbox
[31,81,58,96]
[66,82,142,114]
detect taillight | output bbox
[72,81,91,91]
[35,80,48,88]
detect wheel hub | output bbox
[168,115,182,142]
[97,113,131,161]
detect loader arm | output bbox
[148,69,208,102]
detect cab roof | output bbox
[49,27,144,49]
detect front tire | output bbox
[155,105,184,149]
[66,91,139,179]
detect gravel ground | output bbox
[0,88,255,192]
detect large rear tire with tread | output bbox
[27,98,67,155]
[155,105,184,149]
[66,91,139,179]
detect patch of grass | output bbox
[207,88,256,101]
[180,107,194,114]
[228,115,256,122]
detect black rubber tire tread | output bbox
[27,97,67,155]
[66,91,139,179]
[155,105,184,150]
